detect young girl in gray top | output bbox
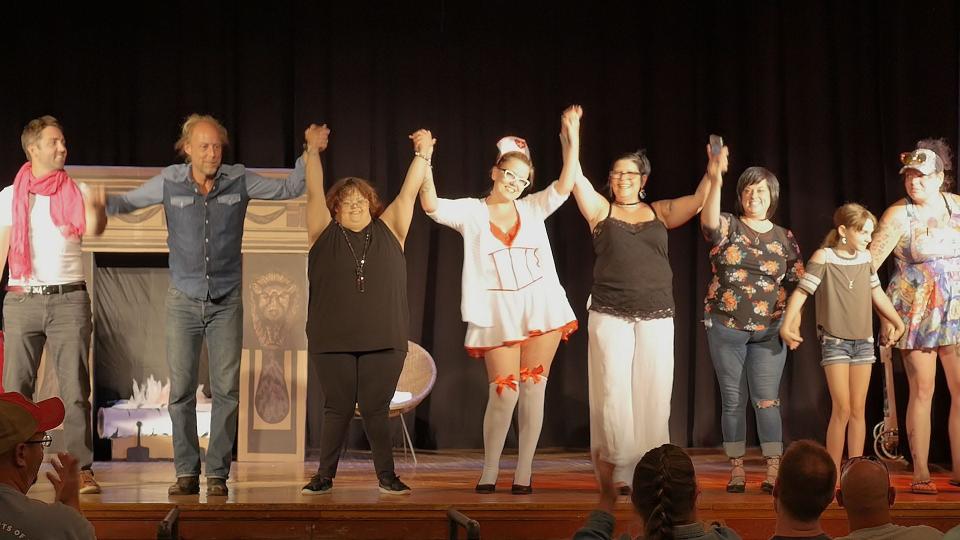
[780,203,905,474]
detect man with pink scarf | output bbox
[0,115,106,494]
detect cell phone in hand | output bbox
[709,134,724,156]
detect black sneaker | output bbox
[378,473,411,495]
[168,476,200,496]
[301,474,333,495]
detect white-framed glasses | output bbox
[497,167,531,189]
[609,171,642,180]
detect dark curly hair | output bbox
[325,177,384,218]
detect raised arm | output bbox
[869,203,906,271]
[561,106,608,230]
[653,144,728,229]
[304,123,331,245]
[381,129,435,247]
[700,144,726,236]
[556,105,582,197]
[417,138,440,214]
[81,183,106,236]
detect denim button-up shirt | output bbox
[106,159,305,300]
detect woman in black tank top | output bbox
[560,106,728,494]
[298,124,434,496]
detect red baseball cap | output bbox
[0,392,65,454]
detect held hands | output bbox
[47,452,81,509]
[780,323,803,350]
[879,318,906,347]
[409,129,436,158]
[560,105,582,150]
[705,143,729,181]
[304,123,331,153]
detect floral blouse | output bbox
[703,212,804,331]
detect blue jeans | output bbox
[166,286,242,480]
[704,314,786,458]
[2,289,93,468]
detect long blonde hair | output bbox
[821,203,876,249]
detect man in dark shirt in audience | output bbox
[771,440,835,540]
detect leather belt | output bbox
[6,282,87,295]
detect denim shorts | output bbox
[819,331,875,366]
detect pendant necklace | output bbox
[338,222,371,292]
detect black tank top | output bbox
[306,219,408,353]
[590,207,674,320]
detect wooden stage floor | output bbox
[33,449,960,539]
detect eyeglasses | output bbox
[23,434,53,448]
[608,171,643,180]
[497,168,531,189]
[340,198,369,210]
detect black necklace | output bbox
[614,200,642,206]
[337,222,371,292]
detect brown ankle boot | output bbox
[726,457,746,493]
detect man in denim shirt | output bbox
[106,114,306,496]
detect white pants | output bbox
[588,311,674,486]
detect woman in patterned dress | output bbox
[701,166,804,494]
[869,139,960,494]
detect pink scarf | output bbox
[9,162,85,280]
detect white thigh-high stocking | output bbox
[515,368,548,486]
[478,376,519,485]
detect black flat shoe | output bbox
[761,480,774,494]
[726,482,746,494]
[475,483,496,494]
[618,485,632,496]
[511,483,532,495]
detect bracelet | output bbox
[414,151,432,166]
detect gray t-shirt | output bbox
[836,522,943,540]
[798,248,880,340]
[0,484,96,540]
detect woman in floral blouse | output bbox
[700,166,803,494]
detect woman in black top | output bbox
[562,106,727,493]
[299,124,434,495]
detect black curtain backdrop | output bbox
[1,2,958,460]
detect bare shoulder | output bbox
[878,198,909,226]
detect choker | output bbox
[613,200,642,206]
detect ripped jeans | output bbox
[704,314,786,458]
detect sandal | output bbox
[761,456,780,494]
[911,479,939,495]
[949,479,960,488]
[726,457,746,493]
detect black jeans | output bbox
[313,349,406,478]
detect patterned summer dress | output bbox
[888,193,960,349]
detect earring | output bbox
[639,188,646,200]
[841,237,847,245]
